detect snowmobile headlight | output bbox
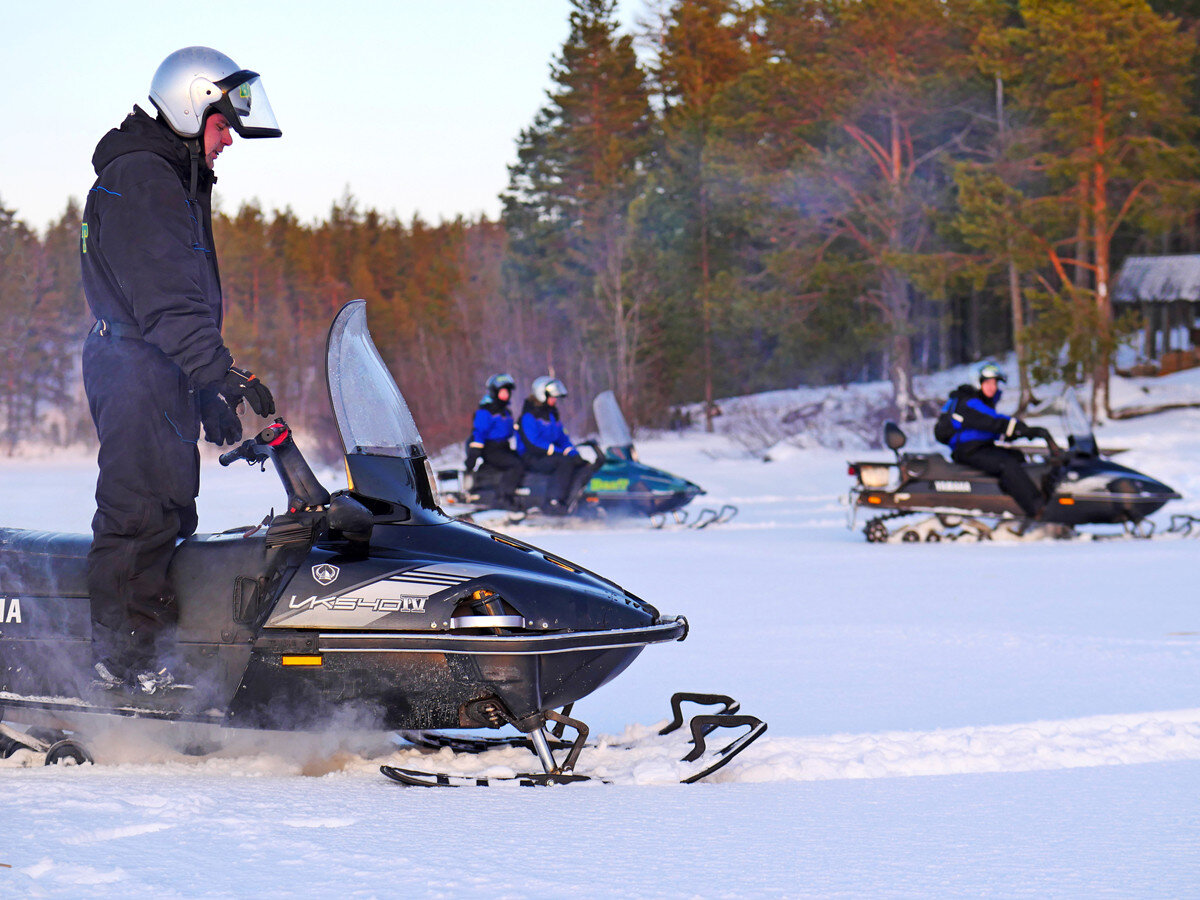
[858,465,892,489]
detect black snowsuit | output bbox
[944,384,1043,518]
[517,399,590,510]
[80,107,234,676]
[467,398,525,506]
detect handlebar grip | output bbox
[219,440,254,466]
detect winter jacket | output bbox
[516,398,577,457]
[468,399,515,448]
[81,106,233,389]
[940,384,1016,449]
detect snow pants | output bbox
[480,442,525,504]
[83,333,200,676]
[952,442,1043,518]
[523,452,590,507]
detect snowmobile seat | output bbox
[169,533,296,642]
[900,454,993,482]
[0,527,91,598]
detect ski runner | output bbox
[516,376,590,514]
[81,47,281,696]
[465,373,525,509]
[937,363,1050,520]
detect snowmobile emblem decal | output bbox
[312,564,340,585]
[933,480,972,493]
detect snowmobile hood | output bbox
[91,106,204,187]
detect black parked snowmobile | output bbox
[438,391,721,526]
[0,301,763,783]
[847,390,1181,542]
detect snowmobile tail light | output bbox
[858,465,891,489]
[281,654,323,666]
[1058,497,1076,506]
[866,495,882,504]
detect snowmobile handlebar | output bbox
[219,418,332,512]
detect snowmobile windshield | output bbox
[326,300,425,459]
[593,391,634,449]
[1061,388,1094,444]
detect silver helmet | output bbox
[532,376,567,403]
[149,46,282,139]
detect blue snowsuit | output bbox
[517,398,587,510]
[940,384,1042,517]
[465,398,523,504]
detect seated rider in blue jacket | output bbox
[466,373,524,509]
[517,376,590,514]
[939,362,1050,519]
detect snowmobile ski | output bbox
[379,766,606,787]
[384,693,766,786]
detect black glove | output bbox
[198,388,242,446]
[221,366,275,417]
[465,445,482,473]
[1010,419,1033,439]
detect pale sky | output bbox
[2,0,644,232]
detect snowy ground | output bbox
[2,374,1200,897]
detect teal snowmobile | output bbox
[439,391,727,525]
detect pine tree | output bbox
[645,0,755,428]
[503,0,653,411]
[978,0,1200,415]
[745,0,992,419]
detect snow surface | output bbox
[2,372,1200,897]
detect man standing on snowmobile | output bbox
[81,47,281,696]
[465,373,525,509]
[938,363,1050,519]
[517,376,590,514]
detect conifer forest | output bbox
[4,0,1200,456]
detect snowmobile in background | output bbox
[847,389,1181,542]
[0,301,764,784]
[438,391,731,527]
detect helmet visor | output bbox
[213,71,281,138]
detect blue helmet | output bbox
[483,372,515,404]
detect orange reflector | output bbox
[282,654,323,667]
[867,495,882,504]
[1057,497,1076,506]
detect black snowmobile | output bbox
[847,389,1181,542]
[0,301,764,784]
[438,391,724,526]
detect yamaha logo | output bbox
[312,563,340,586]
